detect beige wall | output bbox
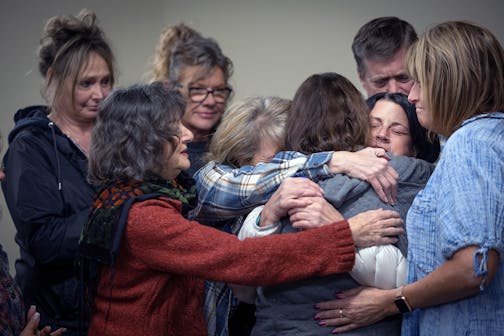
[1,0,503,274]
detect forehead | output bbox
[79,52,110,75]
[363,48,408,78]
[370,100,409,126]
[179,65,226,86]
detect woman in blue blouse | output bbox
[315,20,504,336]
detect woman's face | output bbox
[178,66,229,141]
[55,52,112,123]
[161,122,194,180]
[369,99,416,157]
[408,81,433,131]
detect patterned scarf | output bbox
[78,174,196,315]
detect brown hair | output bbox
[407,21,504,136]
[149,23,233,87]
[285,73,369,154]
[38,9,115,109]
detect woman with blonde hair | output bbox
[149,23,233,176]
[316,21,504,335]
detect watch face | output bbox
[395,297,411,313]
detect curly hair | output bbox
[149,23,233,87]
[88,82,185,185]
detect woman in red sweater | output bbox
[79,82,403,336]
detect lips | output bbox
[195,111,218,119]
[371,140,389,151]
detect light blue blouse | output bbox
[403,112,504,335]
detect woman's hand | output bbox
[21,306,66,336]
[260,177,324,226]
[329,148,398,204]
[347,209,403,247]
[314,286,397,333]
[288,196,344,230]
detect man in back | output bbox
[352,16,417,96]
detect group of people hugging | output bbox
[0,8,502,336]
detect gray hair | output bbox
[208,96,291,167]
[88,82,185,186]
[352,16,417,77]
[150,23,233,86]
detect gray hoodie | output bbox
[251,154,434,336]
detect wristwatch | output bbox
[394,286,412,313]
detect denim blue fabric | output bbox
[403,112,504,335]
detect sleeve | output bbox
[191,151,334,220]
[349,245,406,290]
[237,206,281,240]
[437,128,504,265]
[126,199,355,286]
[1,136,89,264]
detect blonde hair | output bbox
[148,23,233,86]
[149,23,201,82]
[407,21,504,136]
[208,96,291,167]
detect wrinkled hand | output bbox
[21,305,66,336]
[347,209,403,247]
[314,286,396,333]
[260,177,324,226]
[329,148,398,204]
[288,196,344,230]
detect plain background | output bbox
[1,0,503,274]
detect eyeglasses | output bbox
[188,87,232,103]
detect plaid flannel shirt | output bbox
[190,151,334,222]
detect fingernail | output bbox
[318,321,326,326]
[314,304,320,309]
[33,312,40,321]
[332,329,339,334]
[314,315,320,321]
[335,291,344,298]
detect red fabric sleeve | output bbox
[125,198,355,286]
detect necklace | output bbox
[47,112,92,156]
[65,132,89,156]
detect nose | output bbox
[408,82,420,104]
[92,84,108,100]
[181,123,194,143]
[387,79,399,94]
[375,126,390,142]
[202,91,217,106]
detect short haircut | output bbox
[88,82,185,186]
[208,96,291,167]
[352,16,417,76]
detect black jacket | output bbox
[1,106,95,334]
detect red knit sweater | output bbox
[87,197,354,336]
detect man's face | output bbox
[359,47,414,97]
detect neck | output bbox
[48,110,94,154]
[189,128,211,142]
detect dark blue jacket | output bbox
[1,105,95,335]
